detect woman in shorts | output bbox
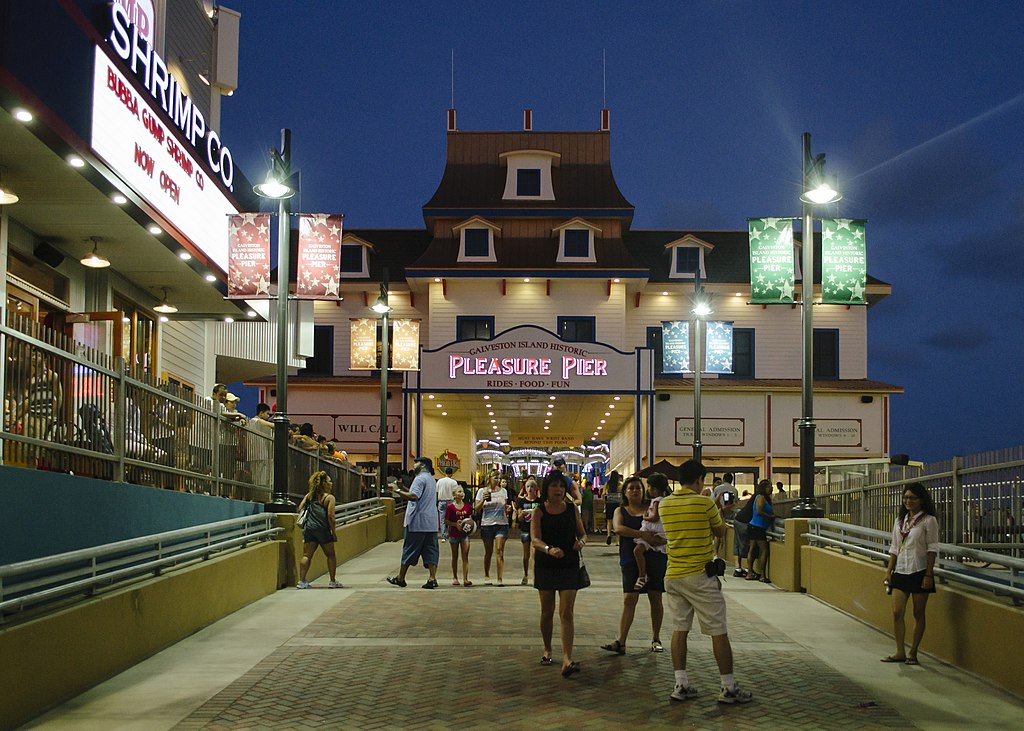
[296,471,341,589]
[516,477,542,585]
[475,470,510,585]
[444,485,474,586]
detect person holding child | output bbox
[601,473,668,656]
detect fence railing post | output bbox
[113,359,126,483]
[951,454,963,546]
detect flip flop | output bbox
[561,661,581,678]
[540,656,554,666]
[905,657,919,665]
[880,655,907,663]
[452,580,461,586]
[463,580,473,587]
[601,640,626,655]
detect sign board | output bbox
[91,47,238,270]
[417,325,648,393]
[792,418,862,447]
[675,418,746,447]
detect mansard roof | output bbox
[343,229,432,282]
[423,132,634,214]
[405,235,646,276]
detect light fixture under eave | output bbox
[80,237,110,268]
[0,166,18,204]
[153,288,178,314]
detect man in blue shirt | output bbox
[387,457,440,588]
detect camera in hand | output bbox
[705,557,726,577]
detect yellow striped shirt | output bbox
[660,489,723,578]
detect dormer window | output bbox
[554,218,600,263]
[517,169,541,196]
[500,150,560,201]
[339,234,372,278]
[454,216,500,262]
[666,235,711,280]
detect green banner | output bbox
[821,219,867,304]
[748,218,796,304]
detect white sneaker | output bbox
[296,581,312,589]
[328,581,343,588]
[718,684,753,704]
[670,684,698,702]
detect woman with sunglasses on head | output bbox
[881,482,939,666]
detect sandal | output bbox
[745,572,761,581]
[561,661,581,678]
[601,640,626,655]
[521,577,529,585]
[634,575,648,591]
[905,657,919,665]
[452,579,461,586]
[880,655,907,663]
[463,580,473,587]
[540,655,554,666]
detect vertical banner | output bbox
[296,214,343,299]
[350,318,378,369]
[821,218,867,304]
[748,217,796,304]
[227,213,271,298]
[661,320,691,373]
[391,319,421,371]
[704,321,734,374]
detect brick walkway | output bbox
[171,542,916,731]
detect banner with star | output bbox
[661,320,691,373]
[350,318,379,369]
[821,219,867,305]
[748,218,796,304]
[296,214,343,299]
[227,213,271,299]
[704,321,734,374]
[391,319,421,371]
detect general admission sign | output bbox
[413,325,653,394]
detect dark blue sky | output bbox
[220,1,1023,463]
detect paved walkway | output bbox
[21,540,1024,730]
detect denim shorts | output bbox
[401,531,439,567]
[479,524,508,540]
[448,535,470,545]
[520,530,532,543]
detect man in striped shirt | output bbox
[660,459,752,705]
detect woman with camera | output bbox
[881,482,939,665]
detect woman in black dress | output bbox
[531,471,586,677]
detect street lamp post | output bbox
[792,132,840,518]
[371,269,392,496]
[691,280,711,463]
[254,128,297,511]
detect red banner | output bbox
[296,213,343,299]
[227,213,271,299]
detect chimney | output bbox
[523,108,532,131]
[447,108,457,132]
[601,108,610,131]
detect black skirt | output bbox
[890,570,935,594]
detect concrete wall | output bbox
[0,466,263,564]
[0,542,279,731]
[798,542,1024,698]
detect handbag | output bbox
[297,501,311,527]
[577,554,591,589]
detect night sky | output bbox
[220,1,1023,464]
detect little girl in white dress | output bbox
[633,495,667,590]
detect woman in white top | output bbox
[474,471,510,585]
[882,482,939,665]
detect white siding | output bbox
[609,410,637,475]
[159,320,207,391]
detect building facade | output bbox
[255,110,900,492]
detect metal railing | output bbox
[1,313,366,504]
[334,497,386,525]
[0,514,281,620]
[805,518,1024,605]
[813,446,1023,558]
